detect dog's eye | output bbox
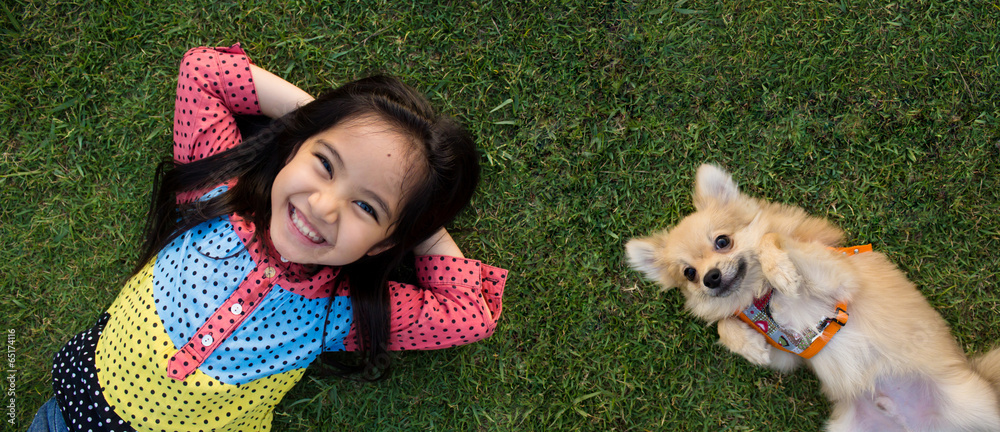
[714,235,731,250]
[683,267,697,282]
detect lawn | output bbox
[2,0,999,431]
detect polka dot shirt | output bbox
[50,44,508,432]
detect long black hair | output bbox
[137,75,480,379]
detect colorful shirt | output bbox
[50,44,507,432]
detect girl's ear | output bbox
[366,241,395,257]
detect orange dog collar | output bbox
[735,244,871,359]
[834,244,872,256]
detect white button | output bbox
[230,303,243,315]
[201,335,214,346]
[263,267,276,278]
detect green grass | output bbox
[2,0,999,430]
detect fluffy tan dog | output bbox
[626,164,1000,431]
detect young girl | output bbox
[30,44,507,432]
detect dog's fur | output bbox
[626,164,1000,431]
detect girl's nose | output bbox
[309,191,341,224]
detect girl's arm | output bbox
[173,45,262,205]
[174,45,262,165]
[338,255,508,352]
[413,228,464,258]
[248,64,314,118]
[390,256,504,350]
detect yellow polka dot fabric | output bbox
[95,261,303,431]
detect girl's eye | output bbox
[355,201,378,219]
[316,154,332,176]
[714,235,731,250]
[683,267,697,282]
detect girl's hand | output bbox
[413,228,464,258]
[249,64,315,118]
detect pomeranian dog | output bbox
[626,164,1000,431]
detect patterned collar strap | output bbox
[734,244,870,359]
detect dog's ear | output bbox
[625,237,674,288]
[693,164,740,210]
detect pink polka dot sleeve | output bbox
[172,44,261,165]
[343,255,507,351]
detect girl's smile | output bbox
[269,117,420,266]
[289,203,325,244]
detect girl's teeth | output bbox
[291,208,324,243]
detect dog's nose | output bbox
[703,269,722,288]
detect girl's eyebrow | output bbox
[317,140,393,221]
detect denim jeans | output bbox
[27,398,67,432]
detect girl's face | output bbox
[269,117,418,266]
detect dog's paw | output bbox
[759,233,802,297]
[717,317,771,366]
